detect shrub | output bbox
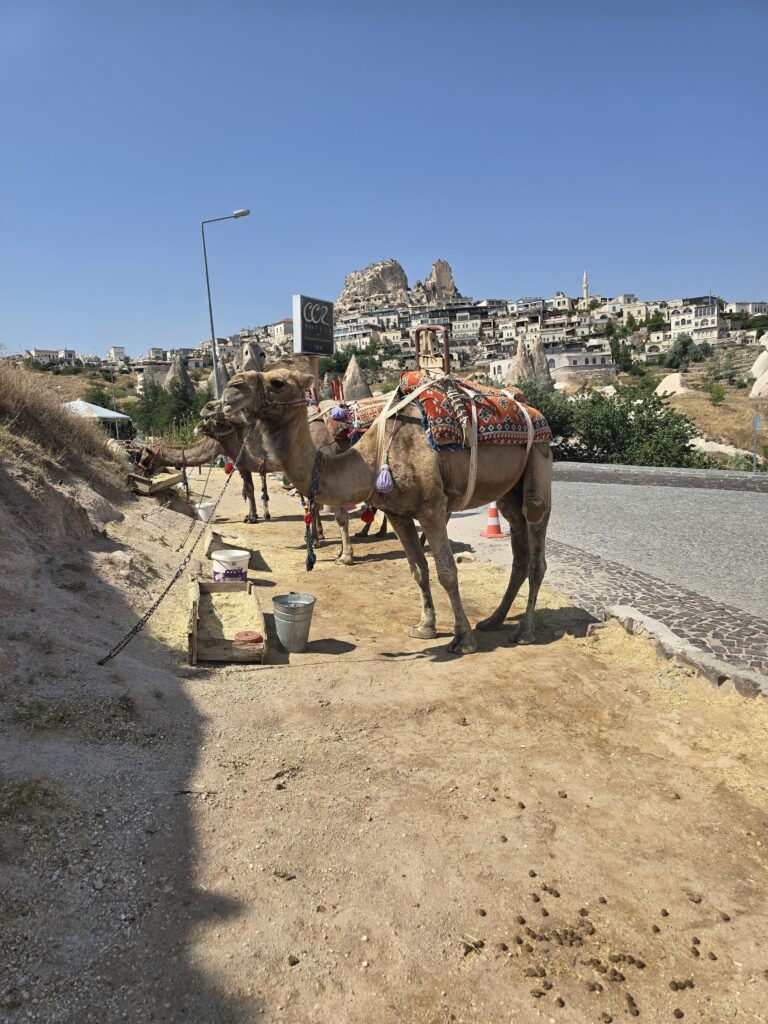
[709,382,726,405]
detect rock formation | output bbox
[654,372,688,397]
[411,260,461,305]
[750,368,768,399]
[336,259,409,312]
[529,336,553,387]
[163,355,195,395]
[748,348,768,381]
[342,354,373,400]
[505,343,536,387]
[336,258,463,313]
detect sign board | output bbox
[292,295,334,357]
[752,411,763,432]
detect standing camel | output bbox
[221,369,553,655]
[197,400,358,564]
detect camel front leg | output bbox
[311,507,325,543]
[240,471,259,524]
[333,507,354,566]
[376,514,389,538]
[387,513,437,640]
[420,511,476,655]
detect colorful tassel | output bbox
[224,460,234,475]
[330,405,347,421]
[360,506,375,524]
[375,463,394,493]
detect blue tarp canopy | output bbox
[64,399,130,421]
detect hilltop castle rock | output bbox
[336,258,462,312]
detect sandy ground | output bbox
[2,467,768,1024]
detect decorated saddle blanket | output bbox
[321,395,389,443]
[397,371,552,450]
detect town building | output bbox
[107,346,126,364]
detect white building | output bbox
[725,301,768,316]
[107,346,126,364]
[268,319,294,342]
[668,298,727,345]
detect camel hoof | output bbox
[263,512,271,521]
[409,624,437,640]
[448,634,478,655]
[509,627,535,646]
[244,516,258,525]
[476,615,504,632]
[335,555,354,566]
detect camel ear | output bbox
[294,372,315,393]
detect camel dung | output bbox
[690,947,700,957]
[601,1015,612,1023]
[529,869,537,877]
[516,915,526,925]
[673,1012,684,1019]
[661,908,670,917]
[555,997,565,1007]
[517,801,526,809]
[670,981,679,991]
[599,896,608,904]
[708,951,717,960]
[477,908,487,917]
[692,936,700,945]
[530,894,540,902]
[558,790,567,799]
[652,925,661,933]
[499,834,508,843]
[287,954,299,966]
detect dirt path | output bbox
[2,469,768,1023]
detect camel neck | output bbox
[159,437,219,466]
[266,409,374,504]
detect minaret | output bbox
[582,269,589,304]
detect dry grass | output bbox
[668,387,766,451]
[0,363,122,484]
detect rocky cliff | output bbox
[336,258,462,312]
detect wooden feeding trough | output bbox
[187,578,267,666]
[128,470,184,496]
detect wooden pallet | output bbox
[187,578,267,666]
[128,471,184,496]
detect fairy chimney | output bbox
[163,355,195,395]
[505,343,536,388]
[529,336,553,388]
[342,354,373,400]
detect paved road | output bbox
[448,482,768,678]
[451,482,767,619]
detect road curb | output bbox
[553,462,768,492]
[597,604,768,699]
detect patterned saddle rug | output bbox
[397,371,552,450]
[321,396,389,443]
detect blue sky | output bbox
[1,0,766,356]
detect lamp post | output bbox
[201,208,250,398]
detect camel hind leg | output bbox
[240,471,259,524]
[476,443,552,642]
[419,509,476,655]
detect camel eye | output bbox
[272,380,285,389]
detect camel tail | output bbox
[520,443,553,525]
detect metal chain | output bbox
[97,427,253,666]
[176,457,216,552]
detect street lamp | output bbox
[201,208,250,398]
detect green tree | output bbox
[83,384,113,407]
[515,379,575,455]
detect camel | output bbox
[196,399,359,565]
[221,369,553,655]
[137,436,264,524]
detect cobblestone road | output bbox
[448,481,768,678]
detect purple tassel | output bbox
[330,405,347,421]
[375,463,394,493]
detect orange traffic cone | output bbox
[480,501,508,539]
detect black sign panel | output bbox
[292,294,335,356]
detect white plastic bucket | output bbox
[212,548,250,582]
[195,501,216,522]
[272,593,316,653]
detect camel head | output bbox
[222,369,314,424]
[194,399,236,441]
